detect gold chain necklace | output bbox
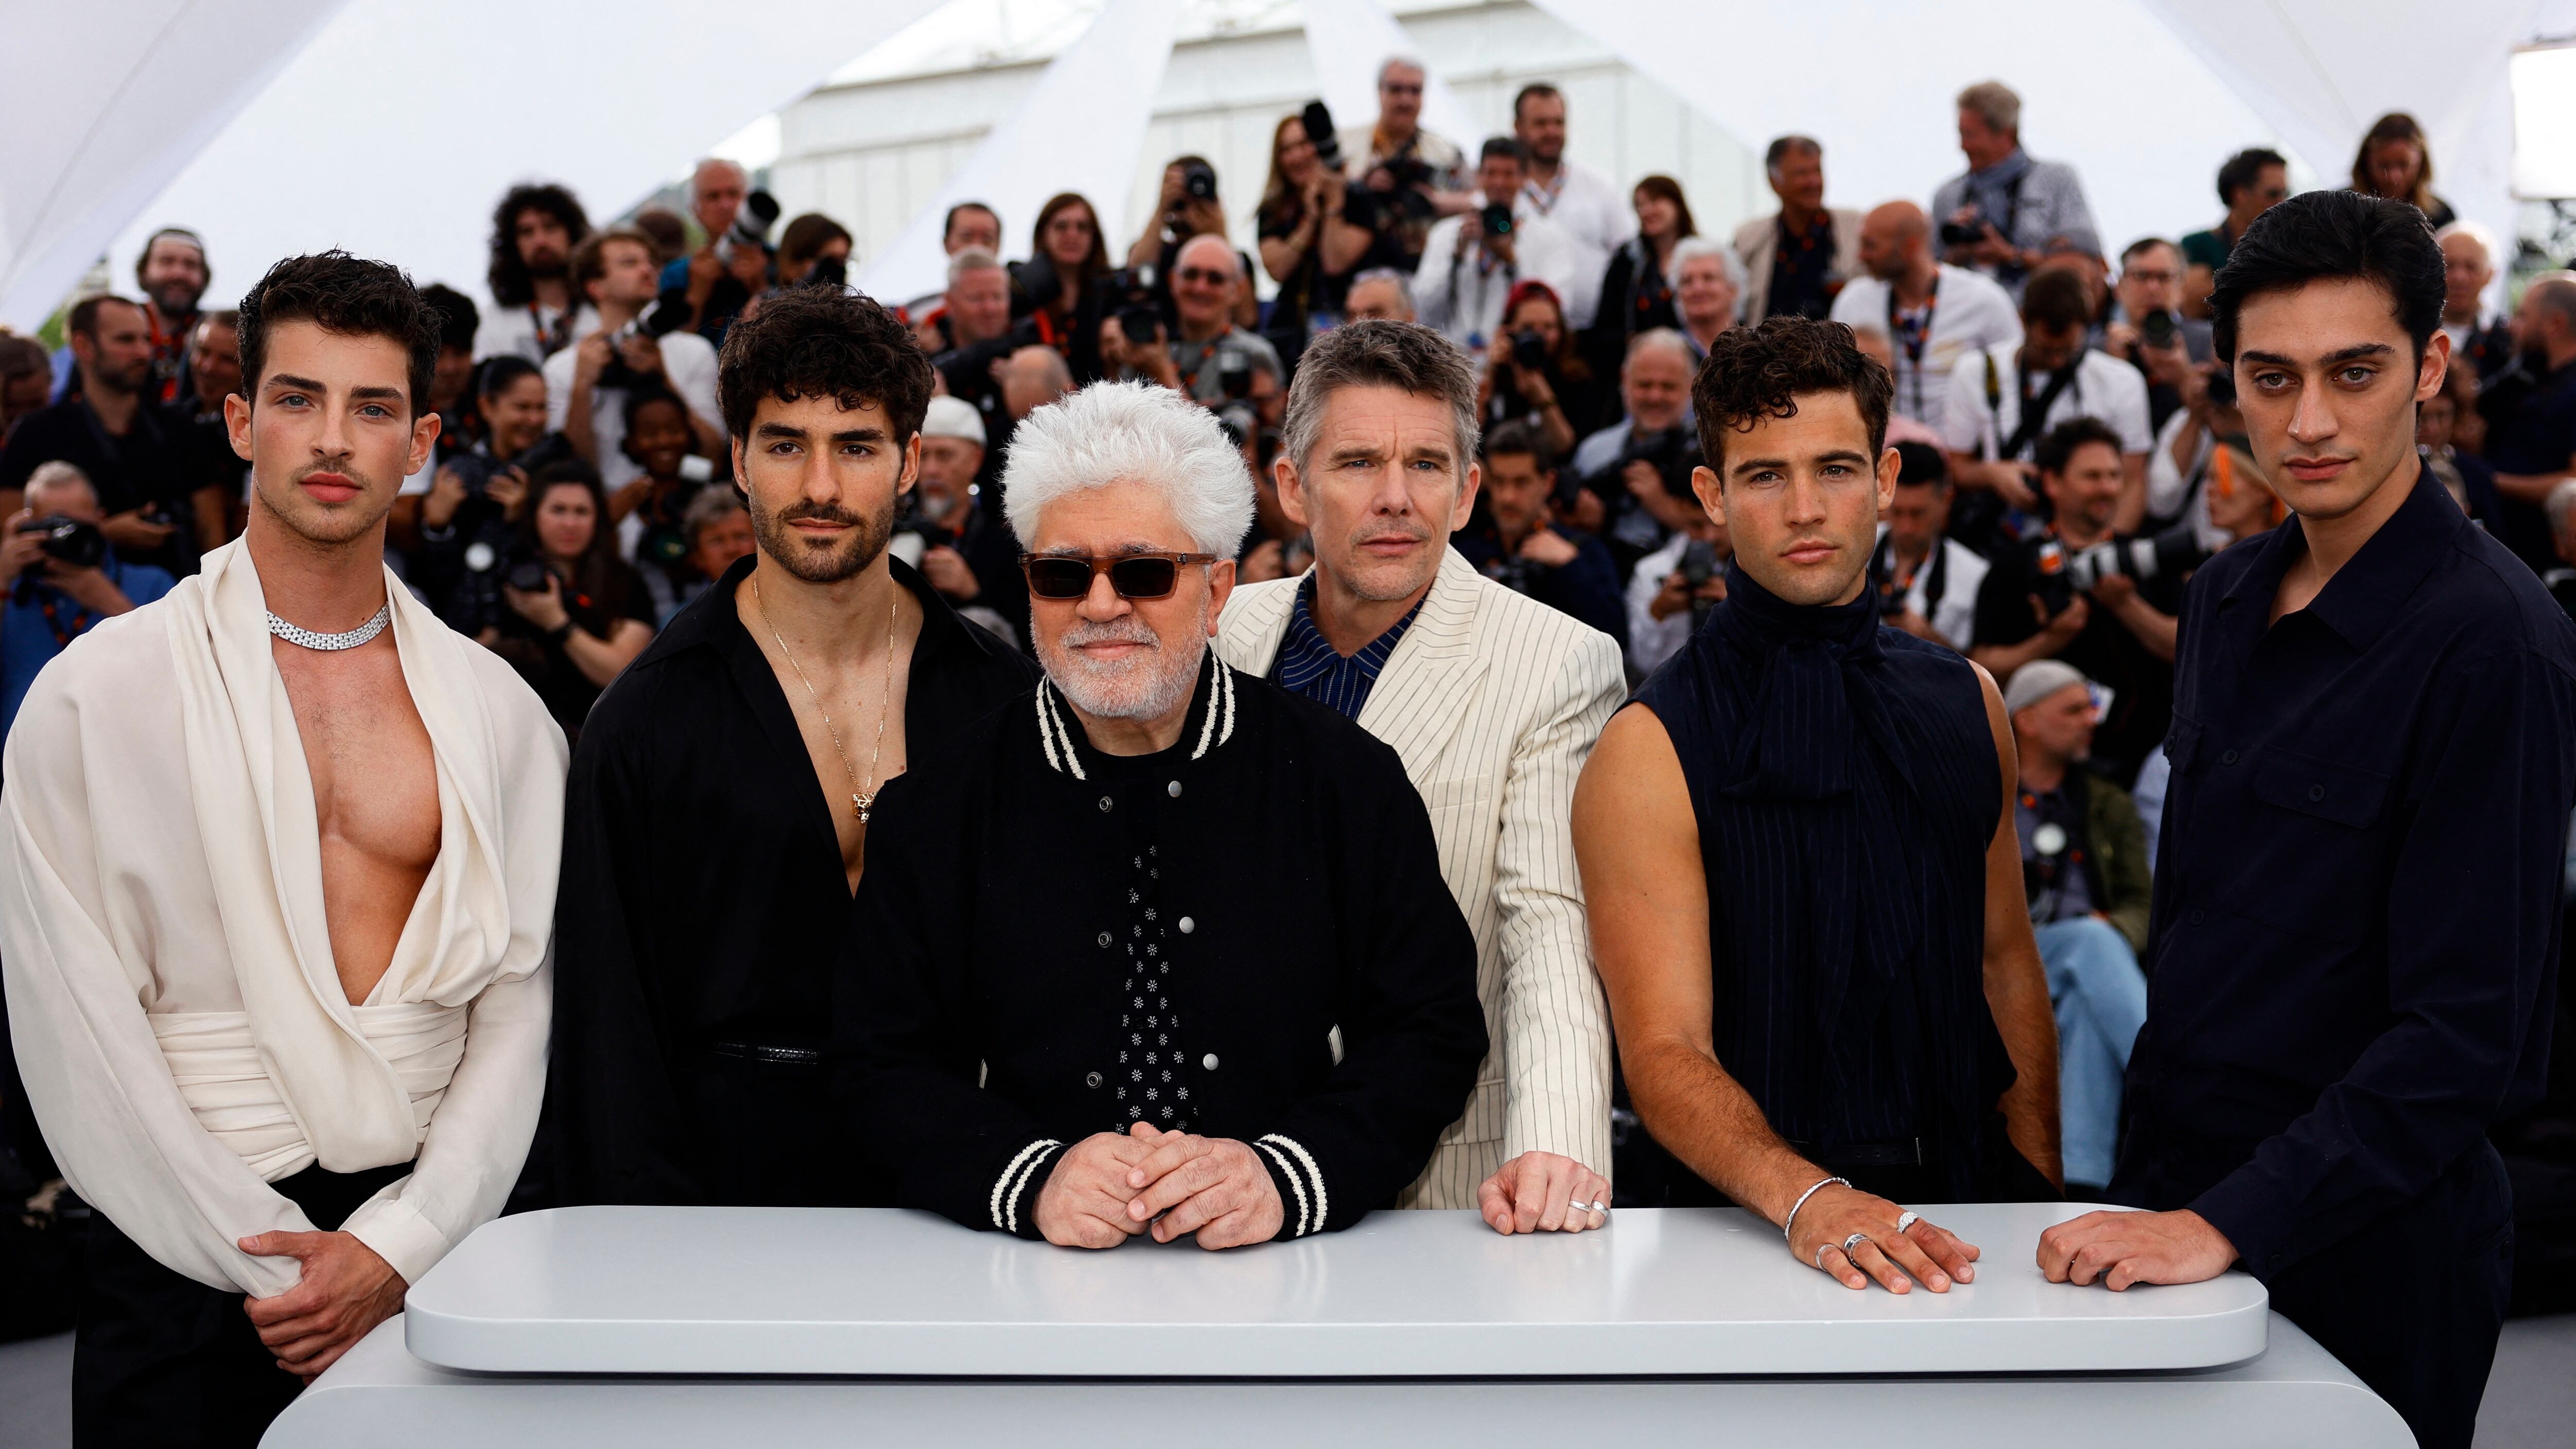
[753,572,898,824]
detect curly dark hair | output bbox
[716,284,932,444]
[487,182,592,309]
[237,251,439,416]
[1688,315,1890,476]
[2210,188,2444,365]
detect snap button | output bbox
[1097,932,1112,948]
[1201,1053,1219,1071]
[1085,1071,1103,1089]
[1167,780,1182,798]
[2221,749,2239,765]
[2190,908,2206,925]
[2307,784,2325,802]
[1178,916,1195,934]
[1098,796,1113,813]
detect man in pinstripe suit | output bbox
[1218,321,1625,1235]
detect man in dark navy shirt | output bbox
[2039,192,2576,1449]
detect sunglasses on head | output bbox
[1020,551,1222,601]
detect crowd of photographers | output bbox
[3,70,2575,1215]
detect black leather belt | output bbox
[1788,1136,1925,1170]
[708,1040,823,1066]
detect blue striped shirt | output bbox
[1270,576,1423,720]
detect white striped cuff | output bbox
[990,1138,1063,1234]
[1256,1133,1328,1238]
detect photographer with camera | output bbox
[1338,57,1472,274]
[1480,280,1604,458]
[1450,419,1627,649]
[1828,201,2023,427]
[614,388,718,602]
[479,182,592,364]
[0,296,197,580]
[1571,328,1698,576]
[1970,417,2184,786]
[1124,156,1260,334]
[548,227,723,495]
[929,248,1032,434]
[1512,85,1626,328]
[2102,238,2212,435]
[896,395,1026,648]
[1416,138,1578,355]
[1100,234,1284,416]
[1012,194,1112,382]
[1,462,173,739]
[1871,441,1988,652]
[415,356,548,630]
[774,213,853,292]
[1931,81,2097,298]
[1623,492,1728,678]
[658,159,775,342]
[1942,266,2150,533]
[1258,109,1372,361]
[483,459,654,743]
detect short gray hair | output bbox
[24,460,96,510]
[691,157,748,193]
[1378,55,1425,87]
[946,246,1005,287]
[1280,319,1480,483]
[1347,267,1414,313]
[681,486,744,547]
[1625,327,1697,365]
[2433,219,2499,267]
[1671,236,1746,291]
[1002,380,1255,556]
[1957,80,2021,135]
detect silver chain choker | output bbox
[266,603,392,652]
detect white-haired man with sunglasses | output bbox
[837,381,1487,1249]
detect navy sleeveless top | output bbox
[1633,563,2015,1197]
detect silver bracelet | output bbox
[1782,1175,1850,1246]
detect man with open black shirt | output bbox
[2039,190,2576,1449]
[542,285,1036,1209]
[1970,417,2179,786]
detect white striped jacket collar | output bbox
[1034,655,1239,782]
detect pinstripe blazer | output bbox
[1216,547,1623,1207]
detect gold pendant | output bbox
[854,792,873,824]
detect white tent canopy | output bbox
[5,0,2561,333]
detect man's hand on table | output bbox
[1787,1182,1979,1294]
[2037,1207,2235,1290]
[1119,1123,1285,1249]
[1033,1131,1158,1248]
[239,1228,408,1381]
[1477,1151,1609,1235]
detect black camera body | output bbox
[1678,536,1723,631]
[1597,426,1696,503]
[18,514,107,571]
[1509,329,1551,374]
[1102,264,1163,347]
[1479,201,1516,240]
[2137,307,2179,351]
[1302,100,1343,172]
[1216,349,1255,400]
[2030,525,2207,615]
[1177,162,1217,205]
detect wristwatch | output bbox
[544,619,575,646]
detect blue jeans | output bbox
[2032,916,2148,1189]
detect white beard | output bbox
[1040,605,1208,722]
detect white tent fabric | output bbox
[1298,0,1479,156]
[1520,0,2288,261]
[1,0,348,329]
[20,0,944,330]
[857,0,1185,307]
[2142,0,2537,261]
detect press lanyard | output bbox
[1887,275,1939,418]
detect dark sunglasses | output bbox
[1020,551,1222,601]
[1174,266,1233,287]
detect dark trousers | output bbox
[71,1160,411,1449]
[2262,1143,2515,1449]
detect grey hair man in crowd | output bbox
[839,380,1487,1248]
[1217,320,1624,1234]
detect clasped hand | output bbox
[1788,1183,1979,1294]
[1033,1122,1284,1251]
[238,1228,407,1381]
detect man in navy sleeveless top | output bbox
[1576,315,2062,1296]
[2040,192,2576,1449]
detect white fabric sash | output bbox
[150,1003,468,1181]
[164,539,521,1174]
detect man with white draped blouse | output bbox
[0,253,564,1447]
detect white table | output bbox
[264,1203,2410,1447]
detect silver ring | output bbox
[1578,1200,1605,1215]
[1816,1243,1831,1270]
[1842,1232,1870,1256]
[1895,1211,1920,1233]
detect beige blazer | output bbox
[1732,208,1865,324]
[1216,548,1623,1207]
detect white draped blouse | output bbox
[0,538,565,1295]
